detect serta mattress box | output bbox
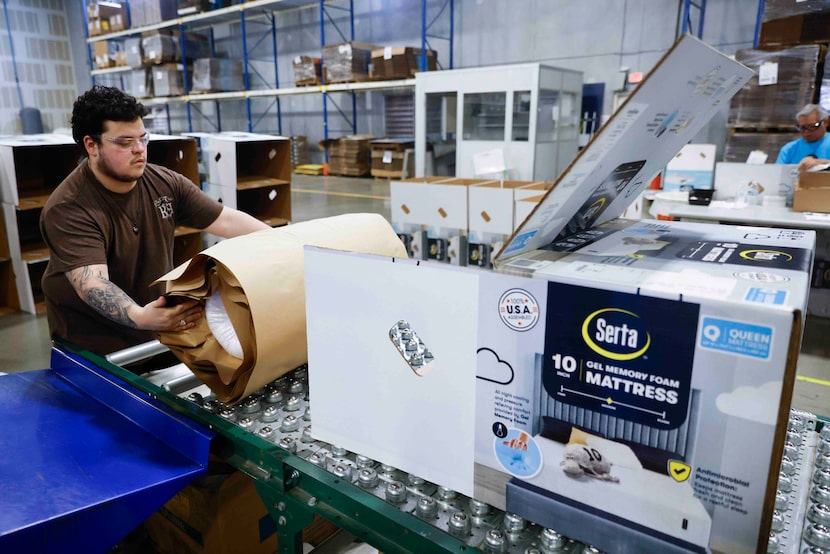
[482,218,813,554]
[305,34,803,554]
[305,215,813,554]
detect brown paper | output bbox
[155,213,408,404]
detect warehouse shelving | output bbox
[0,133,203,315]
[84,0,454,137]
[0,135,83,314]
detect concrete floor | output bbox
[1,173,829,417]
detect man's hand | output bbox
[67,264,202,331]
[134,296,203,332]
[798,157,830,171]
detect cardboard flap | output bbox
[155,213,408,404]
[494,34,754,265]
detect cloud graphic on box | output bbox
[715,381,781,425]
[476,347,514,385]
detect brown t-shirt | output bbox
[40,159,223,355]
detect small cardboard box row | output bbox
[792,171,830,213]
[389,177,553,267]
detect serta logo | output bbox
[581,308,651,361]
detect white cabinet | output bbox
[415,63,582,181]
[0,134,83,314]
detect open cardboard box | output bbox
[793,170,830,213]
[305,35,812,554]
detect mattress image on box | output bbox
[505,416,712,548]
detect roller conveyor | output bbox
[6,341,820,553]
[36,341,600,554]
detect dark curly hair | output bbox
[71,85,149,148]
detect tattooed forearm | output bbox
[67,265,139,328]
[83,284,138,328]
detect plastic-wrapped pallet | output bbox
[723,131,795,163]
[728,45,826,128]
[761,0,830,21]
[192,58,244,92]
[125,69,153,99]
[292,56,322,86]
[321,42,378,84]
[154,213,408,404]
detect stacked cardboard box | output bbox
[192,58,244,92]
[722,131,795,163]
[725,44,825,162]
[129,0,179,28]
[152,64,191,97]
[87,1,126,36]
[92,41,121,69]
[370,47,437,80]
[728,45,825,128]
[319,135,374,176]
[758,0,830,47]
[292,56,322,86]
[369,138,414,178]
[321,42,378,84]
[125,68,153,98]
[177,0,233,16]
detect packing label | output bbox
[699,317,773,359]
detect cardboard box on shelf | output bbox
[141,31,178,65]
[292,55,322,87]
[87,1,125,21]
[125,68,153,99]
[191,58,244,92]
[129,0,179,28]
[125,37,143,68]
[87,18,107,37]
[109,13,127,32]
[152,64,189,97]
[758,11,830,47]
[177,0,232,16]
[321,41,378,83]
[93,41,116,69]
[370,46,437,80]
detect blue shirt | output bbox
[776,134,830,164]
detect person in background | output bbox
[40,85,271,361]
[776,103,830,170]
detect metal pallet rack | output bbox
[84,0,454,139]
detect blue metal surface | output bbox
[0,348,213,553]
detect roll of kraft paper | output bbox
[154,213,408,404]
